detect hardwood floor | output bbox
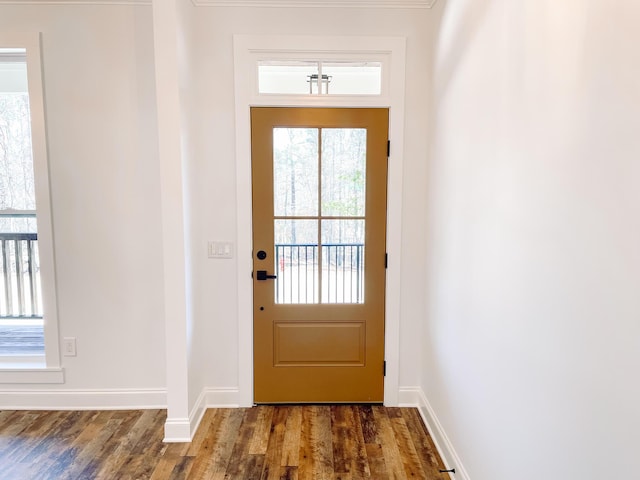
[0,406,447,479]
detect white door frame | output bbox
[233,35,406,406]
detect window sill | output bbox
[0,357,64,383]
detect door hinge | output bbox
[387,140,390,157]
[383,361,387,377]
[385,253,388,269]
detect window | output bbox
[272,127,367,304]
[1,49,43,346]
[0,34,61,382]
[258,61,383,95]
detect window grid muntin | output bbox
[273,127,366,305]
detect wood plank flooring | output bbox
[0,406,448,479]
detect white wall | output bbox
[183,5,432,396]
[0,1,434,416]
[425,0,640,478]
[0,5,166,394]
[3,0,640,472]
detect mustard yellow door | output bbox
[251,107,388,403]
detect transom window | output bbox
[258,61,382,95]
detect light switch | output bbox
[208,241,233,259]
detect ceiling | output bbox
[0,0,437,7]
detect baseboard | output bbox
[163,416,192,442]
[398,386,423,406]
[0,387,167,410]
[0,385,239,442]
[399,386,470,480]
[164,386,241,442]
[186,388,208,442]
[204,387,241,407]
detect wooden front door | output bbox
[251,107,388,403]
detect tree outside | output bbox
[272,127,367,304]
[0,86,43,323]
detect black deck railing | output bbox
[274,243,364,304]
[0,232,42,318]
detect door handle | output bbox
[256,270,277,281]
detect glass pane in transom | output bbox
[321,62,382,95]
[258,62,318,95]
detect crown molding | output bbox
[0,0,436,6]
[0,0,151,5]
[191,0,437,7]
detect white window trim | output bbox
[194,0,437,8]
[256,56,387,97]
[234,34,406,406]
[0,32,63,384]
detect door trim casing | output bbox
[234,35,406,406]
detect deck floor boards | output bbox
[0,325,44,355]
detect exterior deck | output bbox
[0,321,44,356]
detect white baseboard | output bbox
[185,388,208,442]
[204,387,241,407]
[0,383,469,477]
[0,387,167,410]
[163,416,192,442]
[164,386,241,442]
[398,386,423,406]
[0,385,240,443]
[399,386,470,480]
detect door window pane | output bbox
[273,128,318,216]
[271,126,368,305]
[321,128,366,217]
[274,219,318,304]
[321,220,365,304]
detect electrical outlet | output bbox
[63,337,77,357]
